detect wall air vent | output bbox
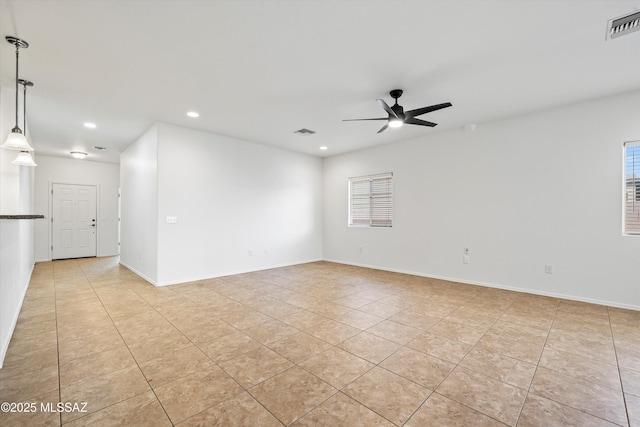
[607,10,640,40]
[294,128,316,135]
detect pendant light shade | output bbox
[3,131,31,151]
[12,151,37,167]
[2,36,33,152]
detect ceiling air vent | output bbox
[294,128,316,135]
[607,10,640,40]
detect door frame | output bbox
[48,181,101,260]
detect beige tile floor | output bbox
[0,256,638,426]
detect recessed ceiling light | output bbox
[319,146,328,150]
[187,111,199,118]
[70,151,88,159]
[83,122,97,129]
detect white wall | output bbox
[0,219,35,368]
[120,124,159,283]
[324,90,640,310]
[155,123,323,285]
[33,155,120,261]
[0,86,37,367]
[120,123,323,286]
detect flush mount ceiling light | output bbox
[319,146,328,150]
[186,111,199,118]
[70,151,88,159]
[2,36,33,151]
[83,122,97,129]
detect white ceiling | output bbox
[1,0,640,164]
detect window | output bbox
[625,141,640,235]
[349,172,393,227]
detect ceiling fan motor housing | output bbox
[391,104,405,120]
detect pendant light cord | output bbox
[23,82,27,138]
[14,43,20,130]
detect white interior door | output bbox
[52,183,97,260]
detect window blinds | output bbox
[625,141,640,235]
[349,173,393,227]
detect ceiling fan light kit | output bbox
[344,89,452,134]
[2,36,34,152]
[388,119,403,128]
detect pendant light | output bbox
[12,151,37,166]
[12,79,37,167]
[2,36,33,151]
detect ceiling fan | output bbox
[344,89,452,134]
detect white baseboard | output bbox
[322,258,640,312]
[120,258,324,287]
[118,261,158,285]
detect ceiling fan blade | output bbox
[343,118,388,121]
[376,99,398,118]
[377,124,389,134]
[405,102,452,119]
[405,117,437,127]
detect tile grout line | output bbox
[607,305,631,427]
[295,291,479,426]
[78,263,175,425]
[508,300,624,427]
[510,296,559,427]
[330,289,505,425]
[198,279,351,426]
[128,276,292,425]
[422,291,524,427]
[390,289,502,424]
[52,262,63,427]
[194,277,400,425]
[526,304,628,427]
[94,278,179,425]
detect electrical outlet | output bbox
[545,264,553,274]
[463,255,470,264]
[248,249,253,256]
[359,246,363,253]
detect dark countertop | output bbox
[0,214,45,220]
